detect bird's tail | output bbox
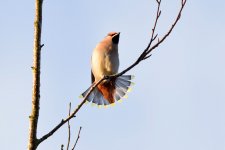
[80,75,134,106]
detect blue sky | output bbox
[0,0,225,150]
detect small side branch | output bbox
[149,0,187,53]
[37,78,105,145]
[66,103,72,150]
[112,0,163,78]
[114,0,186,78]
[71,127,82,150]
[36,0,187,146]
[40,44,44,49]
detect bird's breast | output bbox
[104,52,119,75]
[91,42,119,81]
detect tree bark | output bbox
[28,0,43,149]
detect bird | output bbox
[81,32,133,106]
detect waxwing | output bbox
[81,32,133,106]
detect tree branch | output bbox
[36,0,187,146]
[66,103,72,150]
[113,0,186,78]
[37,77,105,145]
[71,127,82,150]
[148,0,187,54]
[28,0,43,149]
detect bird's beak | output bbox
[112,32,120,44]
[115,32,120,37]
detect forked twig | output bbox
[36,0,187,146]
[37,78,105,145]
[148,0,187,54]
[114,0,187,78]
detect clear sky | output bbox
[0,0,225,150]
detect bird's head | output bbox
[107,32,120,44]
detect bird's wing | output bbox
[91,70,95,83]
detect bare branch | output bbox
[66,103,72,150]
[156,0,161,4]
[37,78,105,145]
[112,0,162,78]
[71,127,82,150]
[158,10,161,17]
[148,0,187,54]
[28,0,43,149]
[153,34,158,42]
[40,44,44,49]
[36,0,187,146]
[147,0,161,52]
[143,54,152,60]
[112,0,186,78]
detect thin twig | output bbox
[110,0,162,79]
[40,44,44,49]
[145,0,161,54]
[112,0,186,78]
[36,0,187,146]
[37,77,105,145]
[71,127,82,150]
[66,103,72,150]
[148,0,187,54]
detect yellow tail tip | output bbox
[91,103,97,107]
[79,95,84,98]
[127,88,132,92]
[123,95,128,98]
[104,105,109,108]
[110,103,115,107]
[117,99,123,103]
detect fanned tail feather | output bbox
[80,75,134,106]
[114,75,134,101]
